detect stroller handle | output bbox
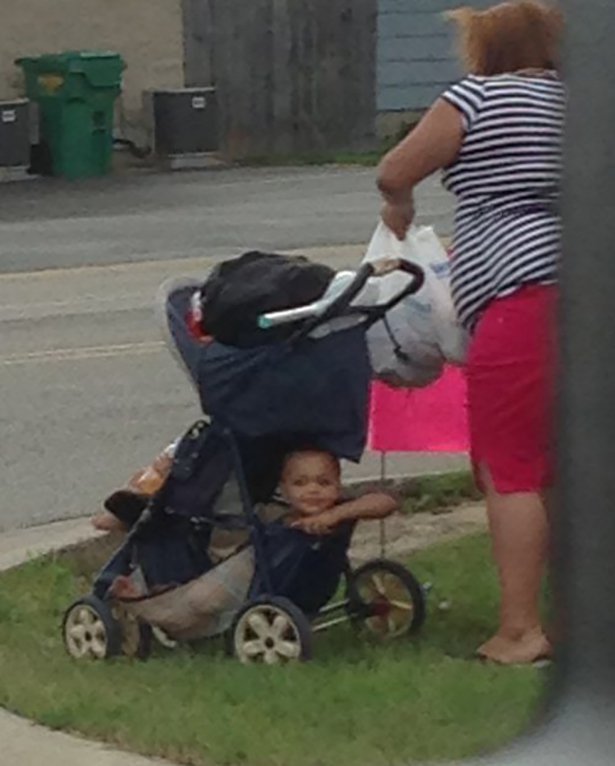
[325,258,426,314]
[286,257,425,341]
[370,258,427,314]
[258,259,425,331]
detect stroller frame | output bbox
[62,258,429,664]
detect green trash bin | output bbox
[16,51,125,179]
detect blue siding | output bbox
[377,0,493,111]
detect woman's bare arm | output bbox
[378,98,465,200]
[376,99,464,239]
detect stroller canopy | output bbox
[162,280,371,462]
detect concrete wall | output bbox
[377,0,493,113]
[0,0,184,137]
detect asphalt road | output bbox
[0,166,455,272]
[0,166,466,532]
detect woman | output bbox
[377,0,564,665]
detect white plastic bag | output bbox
[356,222,468,388]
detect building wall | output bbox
[0,0,501,156]
[0,0,184,137]
[184,0,378,159]
[377,0,493,113]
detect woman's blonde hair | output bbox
[446,1,563,76]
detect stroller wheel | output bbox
[62,595,122,660]
[347,559,426,639]
[110,602,153,660]
[230,597,313,664]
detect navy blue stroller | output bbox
[62,256,428,663]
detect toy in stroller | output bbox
[62,253,428,664]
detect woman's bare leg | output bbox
[477,467,551,664]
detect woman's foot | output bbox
[91,510,127,533]
[477,628,552,666]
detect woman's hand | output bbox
[380,200,415,241]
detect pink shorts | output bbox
[467,285,557,493]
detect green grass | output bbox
[0,530,547,766]
[399,471,482,515]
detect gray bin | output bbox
[0,100,30,167]
[152,87,219,157]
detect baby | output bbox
[109,449,399,639]
[277,448,399,533]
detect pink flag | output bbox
[368,367,469,453]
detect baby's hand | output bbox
[291,509,340,535]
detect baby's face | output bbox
[280,452,341,516]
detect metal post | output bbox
[442,2,615,764]
[379,451,387,557]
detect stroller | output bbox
[62,255,428,664]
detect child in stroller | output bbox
[104,448,400,650]
[63,252,428,664]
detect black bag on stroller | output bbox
[198,250,335,347]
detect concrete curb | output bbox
[1,710,178,766]
[0,518,104,572]
[0,517,181,766]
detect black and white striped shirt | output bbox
[441,73,565,331]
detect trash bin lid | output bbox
[16,51,125,89]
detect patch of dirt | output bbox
[349,502,486,563]
[51,503,487,578]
